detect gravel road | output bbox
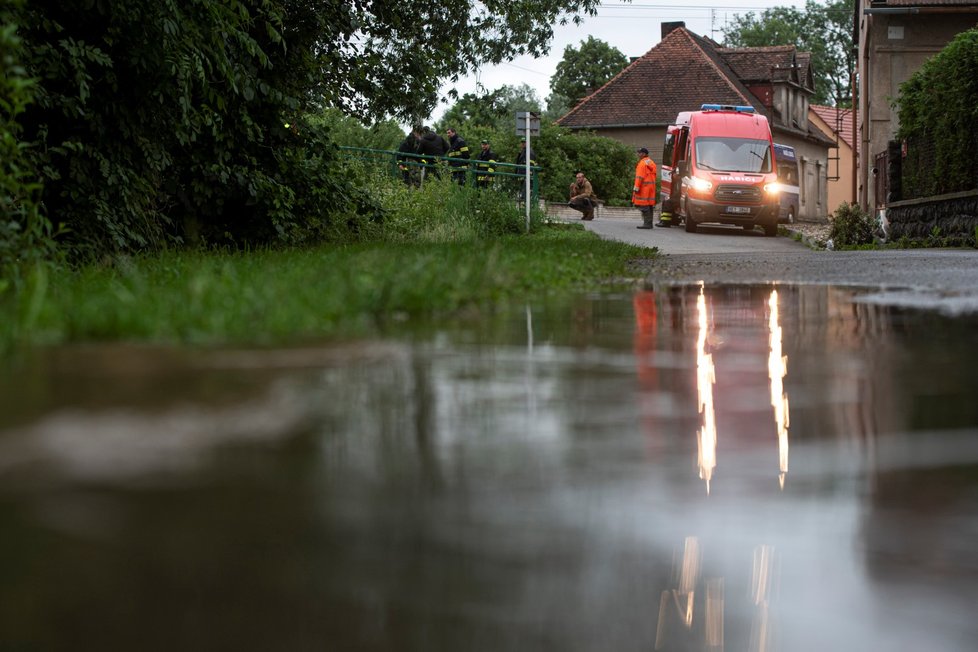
[576,214,978,315]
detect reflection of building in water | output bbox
[695,285,718,494]
[655,537,780,652]
[767,290,790,489]
[749,544,779,652]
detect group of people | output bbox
[396,126,534,190]
[398,127,669,229]
[567,146,671,229]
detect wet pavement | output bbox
[1,284,977,651]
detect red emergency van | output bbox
[660,104,781,237]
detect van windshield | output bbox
[695,137,772,173]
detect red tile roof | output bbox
[811,104,856,152]
[719,45,797,83]
[557,27,828,134]
[557,28,763,128]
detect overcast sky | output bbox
[431,0,807,121]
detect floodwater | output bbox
[1,284,977,652]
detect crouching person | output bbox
[569,171,598,221]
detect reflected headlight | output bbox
[690,176,713,192]
[764,182,783,195]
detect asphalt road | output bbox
[579,214,978,315]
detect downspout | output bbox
[851,71,858,205]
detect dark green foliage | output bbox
[829,202,875,247]
[436,84,543,133]
[531,124,633,204]
[548,36,628,108]
[311,108,406,150]
[897,28,978,199]
[7,0,395,257]
[432,85,635,204]
[722,0,855,106]
[3,0,603,265]
[0,4,55,291]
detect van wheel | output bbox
[764,223,777,237]
[685,218,697,233]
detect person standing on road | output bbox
[633,146,658,229]
[476,139,498,188]
[568,171,597,220]
[445,127,471,185]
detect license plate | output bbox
[725,206,751,214]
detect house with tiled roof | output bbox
[810,105,856,213]
[854,0,978,210]
[558,22,836,220]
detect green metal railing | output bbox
[339,146,541,202]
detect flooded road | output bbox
[1,284,978,651]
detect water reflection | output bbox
[0,285,977,650]
[695,284,718,494]
[767,290,790,489]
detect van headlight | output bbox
[764,182,783,195]
[690,176,713,192]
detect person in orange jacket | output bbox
[633,147,658,229]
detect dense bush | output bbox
[5,1,387,258]
[431,86,634,205]
[0,7,55,290]
[435,123,634,205]
[312,108,407,151]
[829,202,875,247]
[897,28,978,198]
[372,173,535,242]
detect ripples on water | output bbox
[0,284,977,651]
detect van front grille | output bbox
[715,185,761,203]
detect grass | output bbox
[1,224,655,349]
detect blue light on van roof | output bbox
[701,104,756,113]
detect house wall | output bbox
[589,126,669,167]
[772,132,830,221]
[809,111,855,214]
[795,139,830,221]
[856,9,978,210]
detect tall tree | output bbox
[3,0,602,259]
[548,36,628,110]
[437,84,542,131]
[722,0,854,106]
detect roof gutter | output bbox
[864,6,978,13]
[559,123,671,129]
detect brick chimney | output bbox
[662,22,685,39]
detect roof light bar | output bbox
[700,104,756,114]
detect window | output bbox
[694,137,773,173]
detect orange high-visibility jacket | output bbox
[632,156,657,207]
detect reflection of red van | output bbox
[661,104,781,237]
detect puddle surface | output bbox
[1,284,977,651]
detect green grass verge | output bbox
[1,224,655,348]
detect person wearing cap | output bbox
[476,139,498,188]
[568,171,597,221]
[445,127,471,185]
[633,146,658,229]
